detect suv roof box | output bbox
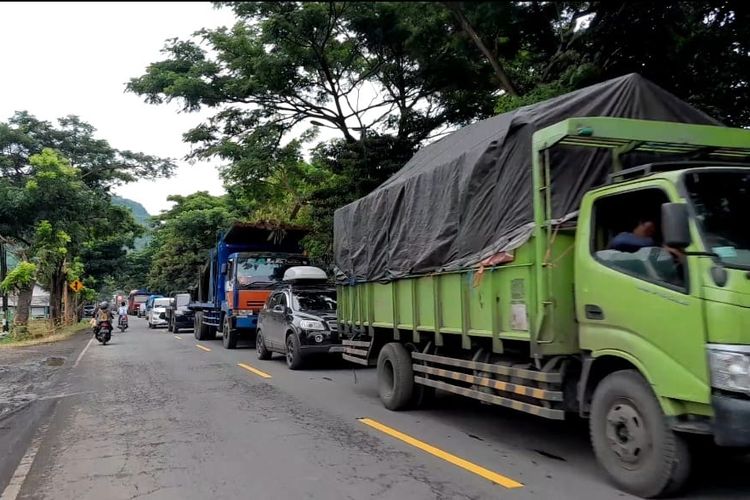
[283,266,327,282]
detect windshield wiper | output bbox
[241,280,276,289]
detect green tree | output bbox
[128,1,750,269]
[1,112,172,320]
[127,2,530,258]
[1,148,143,324]
[0,112,176,188]
[0,261,36,326]
[147,192,236,293]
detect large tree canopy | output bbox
[146,192,237,294]
[0,112,174,325]
[126,0,750,284]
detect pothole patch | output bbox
[44,357,66,367]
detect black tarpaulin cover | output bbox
[334,74,720,282]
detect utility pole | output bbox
[1,242,8,332]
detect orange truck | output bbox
[189,222,309,349]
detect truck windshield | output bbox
[684,170,750,269]
[236,257,308,288]
[292,291,336,312]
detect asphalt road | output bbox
[2,321,749,500]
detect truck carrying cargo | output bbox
[334,74,750,497]
[189,222,309,348]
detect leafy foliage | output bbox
[0,112,176,188]
[146,192,237,293]
[0,114,172,323]
[125,1,750,287]
[0,261,36,294]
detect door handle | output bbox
[585,304,605,320]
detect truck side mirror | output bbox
[661,203,691,248]
[220,263,228,275]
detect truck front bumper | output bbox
[234,315,258,330]
[713,393,750,447]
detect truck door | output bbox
[576,184,709,403]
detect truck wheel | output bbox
[256,330,272,360]
[377,343,414,411]
[195,312,211,341]
[222,318,238,349]
[590,370,691,498]
[285,333,304,370]
[193,313,201,340]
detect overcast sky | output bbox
[0,2,238,215]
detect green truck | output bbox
[335,76,750,497]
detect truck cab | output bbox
[222,252,309,330]
[577,164,750,441]
[190,223,309,349]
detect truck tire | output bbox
[256,330,272,360]
[193,313,201,340]
[377,343,414,411]
[222,317,238,349]
[194,312,212,341]
[285,333,304,370]
[590,369,691,498]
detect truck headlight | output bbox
[300,320,325,331]
[708,346,750,393]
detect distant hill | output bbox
[112,196,151,250]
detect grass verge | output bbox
[0,320,90,348]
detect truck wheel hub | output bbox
[605,402,647,465]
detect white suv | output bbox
[148,298,172,329]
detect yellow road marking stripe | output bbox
[195,344,211,352]
[358,418,523,489]
[174,335,183,340]
[238,363,272,379]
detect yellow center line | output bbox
[238,363,272,379]
[358,418,523,489]
[174,335,183,340]
[195,344,212,352]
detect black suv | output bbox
[166,291,194,333]
[256,282,341,369]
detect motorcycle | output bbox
[118,314,128,332]
[95,320,112,345]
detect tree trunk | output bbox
[13,281,35,326]
[49,267,66,325]
[444,2,519,96]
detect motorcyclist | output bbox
[117,301,128,329]
[92,301,114,335]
